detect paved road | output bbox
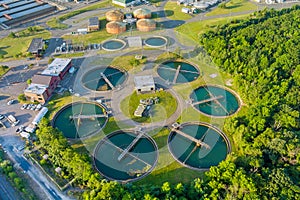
[0,135,72,200]
[0,97,72,200]
[0,174,23,200]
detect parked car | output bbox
[7,99,15,105]
[16,125,25,133]
[21,104,27,110]
[30,104,36,110]
[35,104,42,111]
[0,114,4,120]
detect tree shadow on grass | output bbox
[0,46,9,57]
[159,20,185,29]
[152,10,174,19]
[225,3,242,9]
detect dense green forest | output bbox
[35,6,300,199]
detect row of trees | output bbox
[0,149,36,199]
[36,120,261,199]
[200,5,300,199]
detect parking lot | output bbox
[0,97,38,131]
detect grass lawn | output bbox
[175,14,250,42]
[206,0,257,17]
[46,0,110,29]
[110,55,147,72]
[137,128,203,185]
[46,92,84,119]
[120,91,177,123]
[0,26,51,62]
[0,65,9,77]
[164,2,193,21]
[63,30,111,44]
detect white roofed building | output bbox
[24,83,49,103]
[41,58,72,79]
[134,75,155,93]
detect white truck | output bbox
[7,115,20,127]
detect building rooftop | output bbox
[134,75,155,88]
[41,58,71,76]
[89,17,99,26]
[27,38,43,53]
[127,36,142,47]
[24,83,47,95]
[31,74,52,86]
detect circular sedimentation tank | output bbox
[157,61,200,84]
[105,10,124,22]
[144,36,167,48]
[81,67,126,91]
[102,39,126,51]
[168,122,231,170]
[94,130,158,182]
[133,8,152,19]
[136,19,156,32]
[52,102,108,139]
[190,85,241,117]
[106,21,126,34]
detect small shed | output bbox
[27,38,43,56]
[134,75,155,93]
[88,17,99,32]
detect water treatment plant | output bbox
[157,61,200,84]
[144,36,168,48]
[190,85,241,117]
[168,122,231,170]
[52,102,108,139]
[93,130,158,182]
[81,67,126,91]
[101,39,127,51]
[3,0,287,197]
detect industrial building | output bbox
[0,0,56,28]
[24,58,72,103]
[112,0,137,7]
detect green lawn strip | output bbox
[136,128,202,185]
[164,1,193,20]
[110,55,147,72]
[120,90,177,123]
[0,65,9,77]
[46,18,68,29]
[62,29,111,44]
[0,26,51,62]
[46,0,110,29]
[54,52,85,58]
[206,0,257,17]
[175,14,250,42]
